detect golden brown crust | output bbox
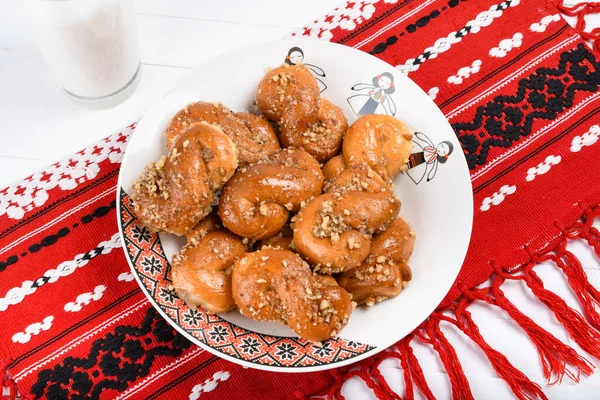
[218,148,324,240]
[231,248,353,341]
[322,154,347,181]
[293,166,400,274]
[184,211,222,243]
[258,223,294,250]
[172,226,248,314]
[343,114,413,182]
[337,216,414,306]
[132,123,238,235]
[256,65,347,163]
[235,112,281,161]
[370,216,415,263]
[166,102,280,165]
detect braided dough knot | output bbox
[166,101,280,165]
[337,216,414,306]
[256,64,348,163]
[171,213,248,314]
[219,148,324,240]
[232,248,353,342]
[132,122,238,235]
[293,165,400,274]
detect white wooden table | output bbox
[1,1,599,399]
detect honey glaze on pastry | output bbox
[337,216,414,306]
[322,154,347,181]
[293,166,399,274]
[171,213,249,314]
[218,148,324,240]
[131,122,238,235]
[256,64,348,163]
[130,63,421,341]
[343,114,413,182]
[232,248,354,342]
[166,101,280,165]
[258,223,294,250]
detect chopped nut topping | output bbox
[259,203,269,216]
[313,200,348,244]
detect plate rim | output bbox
[116,38,474,373]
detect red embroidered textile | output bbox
[1,0,600,399]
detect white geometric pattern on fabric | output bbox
[291,0,398,41]
[571,125,600,152]
[12,316,54,344]
[118,272,135,282]
[525,155,561,182]
[489,33,523,57]
[480,185,516,211]
[0,233,121,312]
[530,14,560,33]
[189,371,231,400]
[427,87,440,100]
[64,285,106,312]
[396,0,520,74]
[0,125,133,221]
[448,60,482,85]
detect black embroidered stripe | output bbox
[452,44,599,170]
[0,200,116,273]
[31,306,192,399]
[147,356,219,400]
[474,105,600,194]
[0,167,119,240]
[402,0,515,70]
[369,1,467,55]
[2,239,119,316]
[8,289,141,369]
[439,24,570,109]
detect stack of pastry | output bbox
[131,63,415,342]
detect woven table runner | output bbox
[2,0,600,399]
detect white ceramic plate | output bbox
[117,39,473,372]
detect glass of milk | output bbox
[24,0,141,108]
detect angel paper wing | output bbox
[384,95,397,116]
[426,160,439,182]
[414,132,435,148]
[306,63,326,77]
[351,83,375,91]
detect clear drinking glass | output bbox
[24,0,141,108]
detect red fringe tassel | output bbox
[489,274,594,384]
[556,1,600,53]
[449,300,548,400]
[522,264,600,360]
[416,318,474,400]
